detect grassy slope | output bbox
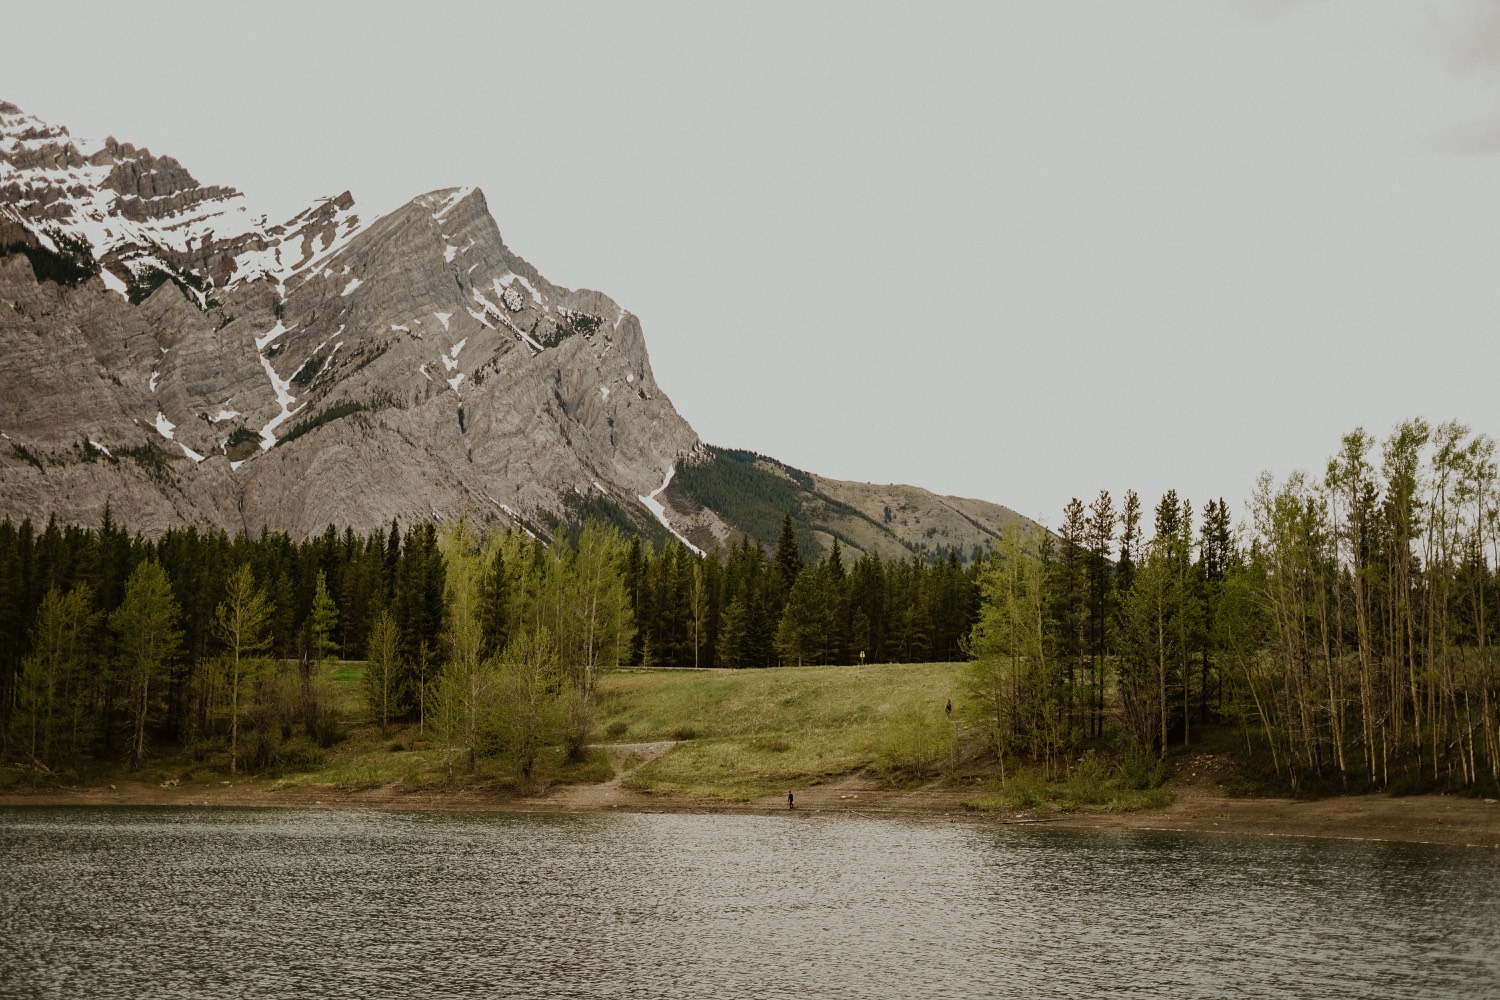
[596,663,963,801]
[4,660,1170,812]
[667,446,1040,562]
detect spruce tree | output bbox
[307,570,339,667]
[775,513,802,592]
[478,544,509,660]
[1084,490,1117,737]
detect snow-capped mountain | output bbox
[0,100,1027,557]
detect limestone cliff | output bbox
[0,100,1028,557]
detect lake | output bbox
[1,807,1496,998]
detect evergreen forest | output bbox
[1,418,1498,796]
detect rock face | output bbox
[0,100,1029,556]
[0,101,697,539]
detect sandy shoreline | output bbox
[3,767,1497,850]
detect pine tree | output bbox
[776,568,829,666]
[1051,498,1089,738]
[1197,498,1234,723]
[1117,489,1143,594]
[718,595,752,668]
[478,542,509,660]
[775,513,802,593]
[689,558,709,669]
[1084,490,1117,738]
[307,570,339,667]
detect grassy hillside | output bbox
[596,663,962,800]
[669,446,897,559]
[4,659,1171,814]
[810,475,1032,561]
[667,445,1036,562]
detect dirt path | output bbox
[528,741,677,811]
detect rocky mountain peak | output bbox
[0,99,1027,562]
[0,100,702,541]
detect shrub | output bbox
[874,703,956,782]
[999,768,1047,809]
[1064,750,1115,805]
[305,700,346,749]
[1119,743,1168,790]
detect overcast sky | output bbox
[7,1,1500,526]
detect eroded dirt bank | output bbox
[3,749,1497,851]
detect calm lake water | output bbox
[0,807,1496,999]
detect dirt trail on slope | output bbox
[528,741,677,811]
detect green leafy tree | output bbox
[435,521,493,774]
[364,609,404,732]
[111,561,183,771]
[213,564,274,774]
[966,525,1064,776]
[485,628,569,784]
[17,584,100,768]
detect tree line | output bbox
[970,419,1500,794]
[0,508,979,776]
[625,515,979,669]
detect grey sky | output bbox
[7,1,1500,528]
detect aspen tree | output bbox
[111,561,182,771]
[212,565,273,775]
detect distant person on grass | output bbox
[788,791,794,810]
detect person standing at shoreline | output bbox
[788,791,795,810]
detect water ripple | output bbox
[0,808,1496,999]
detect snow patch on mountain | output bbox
[98,267,128,298]
[256,321,291,351]
[639,465,703,555]
[1,103,379,300]
[442,338,467,372]
[257,353,299,450]
[428,186,474,221]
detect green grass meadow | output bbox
[5,658,1174,813]
[596,663,963,801]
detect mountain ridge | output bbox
[0,99,1030,560]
